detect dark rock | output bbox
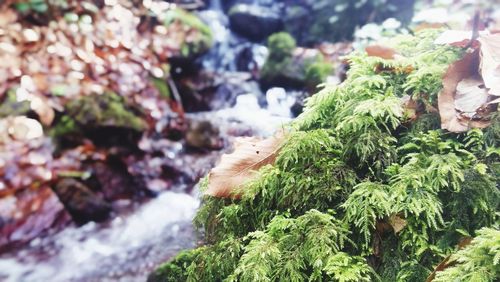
[185,119,223,150]
[53,178,112,224]
[281,0,416,46]
[165,0,209,10]
[90,158,139,201]
[178,71,258,112]
[228,4,283,41]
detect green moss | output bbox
[160,29,499,281]
[147,248,203,282]
[0,89,31,118]
[267,32,296,61]
[66,92,146,132]
[305,61,333,88]
[164,8,212,58]
[261,32,332,88]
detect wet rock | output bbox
[281,0,415,46]
[228,4,283,41]
[0,186,71,251]
[165,0,209,10]
[51,92,147,148]
[178,71,259,112]
[90,158,140,201]
[53,178,112,224]
[185,119,223,150]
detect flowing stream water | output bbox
[0,1,295,281]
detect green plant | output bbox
[267,32,296,61]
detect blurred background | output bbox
[0,0,498,281]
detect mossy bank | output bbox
[150,29,500,281]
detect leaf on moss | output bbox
[206,133,285,198]
[434,30,474,47]
[455,77,489,118]
[365,45,397,60]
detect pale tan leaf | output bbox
[29,95,55,126]
[389,214,407,234]
[434,30,473,47]
[478,33,500,96]
[206,133,285,198]
[455,77,489,118]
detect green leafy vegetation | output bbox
[151,29,499,281]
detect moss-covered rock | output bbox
[51,92,147,147]
[260,32,333,90]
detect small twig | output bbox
[167,77,184,113]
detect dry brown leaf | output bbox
[438,50,489,132]
[478,33,500,96]
[401,95,419,121]
[29,94,55,126]
[365,45,397,60]
[205,133,285,198]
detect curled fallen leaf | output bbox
[438,50,491,132]
[205,133,285,198]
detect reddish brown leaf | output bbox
[365,45,397,60]
[205,134,285,198]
